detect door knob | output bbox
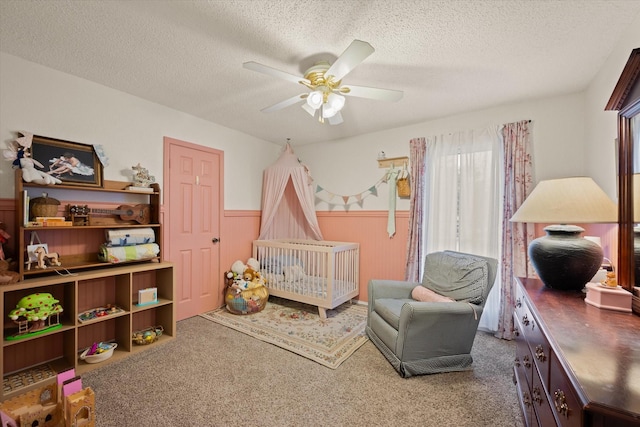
[212,238,220,244]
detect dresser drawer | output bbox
[515,283,552,390]
[549,352,582,427]
[531,360,556,427]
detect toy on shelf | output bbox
[80,342,117,364]
[77,304,124,323]
[7,293,63,340]
[224,258,269,315]
[129,163,155,190]
[0,260,19,285]
[132,325,164,345]
[2,132,61,185]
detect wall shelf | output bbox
[377,156,408,168]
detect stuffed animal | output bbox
[0,222,10,261]
[0,260,19,284]
[243,267,256,282]
[246,257,260,271]
[224,271,235,288]
[20,157,62,185]
[231,260,247,276]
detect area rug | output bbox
[200,297,368,369]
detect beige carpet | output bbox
[200,296,368,369]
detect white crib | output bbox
[252,239,360,319]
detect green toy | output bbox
[7,292,63,340]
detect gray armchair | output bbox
[366,250,498,378]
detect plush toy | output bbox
[224,271,235,288]
[0,260,19,284]
[246,257,260,271]
[243,267,256,282]
[20,157,62,185]
[0,222,10,261]
[3,132,61,185]
[231,260,247,276]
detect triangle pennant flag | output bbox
[342,196,350,204]
[316,185,323,193]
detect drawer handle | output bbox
[522,314,530,326]
[515,298,522,308]
[532,386,543,405]
[523,391,532,408]
[554,389,571,418]
[523,354,531,369]
[512,327,520,337]
[535,345,547,362]
[514,357,520,368]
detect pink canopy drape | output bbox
[258,144,324,240]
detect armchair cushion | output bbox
[421,251,489,304]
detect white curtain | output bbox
[424,126,503,331]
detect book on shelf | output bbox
[23,190,29,226]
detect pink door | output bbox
[164,137,223,320]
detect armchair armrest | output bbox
[396,301,484,359]
[368,280,420,316]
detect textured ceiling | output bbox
[1,0,640,146]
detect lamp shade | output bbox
[510,177,617,224]
[510,177,617,291]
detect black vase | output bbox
[528,225,603,291]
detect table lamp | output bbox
[510,177,617,291]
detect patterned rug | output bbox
[200,297,369,369]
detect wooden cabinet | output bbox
[1,262,175,401]
[514,278,640,427]
[1,170,175,402]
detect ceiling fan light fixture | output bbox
[306,90,324,109]
[322,105,338,119]
[326,93,345,111]
[301,103,316,116]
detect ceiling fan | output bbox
[243,40,403,125]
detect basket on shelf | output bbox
[80,342,117,364]
[29,193,60,219]
[132,325,164,345]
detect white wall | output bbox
[584,14,640,199]
[297,92,586,211]
[0,53,279,210]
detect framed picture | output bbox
[30,135,103,187]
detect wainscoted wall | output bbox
[219,210,409,303]
[0,199,17,260]
[1,198,617,305]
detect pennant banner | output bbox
[314,173,387,207]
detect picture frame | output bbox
[30,135,103,187]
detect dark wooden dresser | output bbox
[513,277,640,427]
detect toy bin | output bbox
[225,285,268,314]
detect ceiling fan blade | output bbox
[341,84,403,102]
[326,40,375,81]
[327,112,344,125]
[243,61,310,85]
[261,94,306,113]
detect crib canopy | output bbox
[258,144,324,240]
